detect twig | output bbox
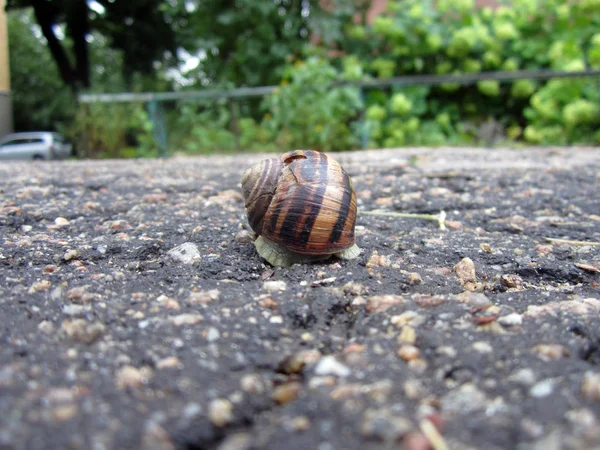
[419,419,449,450]
[361,209,447,230]
[544,237,600,246]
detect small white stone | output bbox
[63,249,78,261]
[530,379,556,398]
[314,356,351,377]
[498,313,523,326]
[208,398,233,427]
[472,341,493,353]
[54,217,70,227]
[263,280,286,292]
[206,327,220,342]
[166,242,201,264]
[509,368,536,386]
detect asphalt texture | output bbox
[1,147,599,450]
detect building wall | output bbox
[0,0,13,137]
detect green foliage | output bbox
[9,0,600,155]
[260,57,363,151]
[70,103,158,158]
[323,0,600,148]
[7,10,75,131]
[172,0,600,153]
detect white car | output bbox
[0,132,73,161]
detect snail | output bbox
[241,150,361,267]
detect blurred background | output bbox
[1,0,599,158]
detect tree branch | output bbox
[30,0,76,89]
[66,0,90,88]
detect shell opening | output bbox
[283,154,307,165]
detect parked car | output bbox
[0,132,73,161]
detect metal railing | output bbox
[77,69,600,155]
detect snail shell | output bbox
[241,150,359,266]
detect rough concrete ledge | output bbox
[0,147,599,450]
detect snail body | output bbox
[241,150,360,267]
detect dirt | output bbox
[0,147,599,450]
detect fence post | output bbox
[147,99,169,157]
[230,99,241,152]
[359,86,369,150]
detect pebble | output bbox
[314,356,351,377]
[453,257,477,284]
[397,326,417,344]
[360,408,412,441]
[403,379,425,400]
[37,320,55,334]
[140,421,175,450]
[66,286,100,304]
[286,415,311,432]
[166,242,201,264]
[407,272,423,285]
[240,374,265,395]
[391,311,425,328]
[524,298,600,317]
[472,341,493,353]
[208,398,233,427]
[142,192,168,204]
[535,244,553,255]
[188,289,221,304]
[415,295,445,307]
[29,280,51,293]
[216,433,253,450]
[398,345,420,361]
[206,327,220,342]
[63,249,79,261]
[158,296,180,310]
[582,372,600,401]
[234,229,254,244]
[54,217,70,227]
[509,368,536,386]
[263,280,286,292]
[498,313,523,327]
[169,314,203,326]
[441,383,487,414]
[480,243,492,253]
[530,379,556,398]
[532,344,568,361]
[343,282,368,296]
[50,404,78,422]
[272,382,302,405]
[281,349,322,374]
[257,295,278,308]
[366,251,392,268]
[156,357,181,369]
[366,295,406,313]
[500,274,523,288]
[454,291,491,308]
[115,365,153,389]
[61,319,105,344]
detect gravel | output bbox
[0,146,599,450]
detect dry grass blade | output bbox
[544,238,600,246]
[361,209,447,230]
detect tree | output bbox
[7,9,74,130]
[6,0,181,90]
[170,0,319,88]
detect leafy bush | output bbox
[69,103,158,158]
[338,0,600,147]
[260,57,363,151]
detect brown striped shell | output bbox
[241,150,357,255]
